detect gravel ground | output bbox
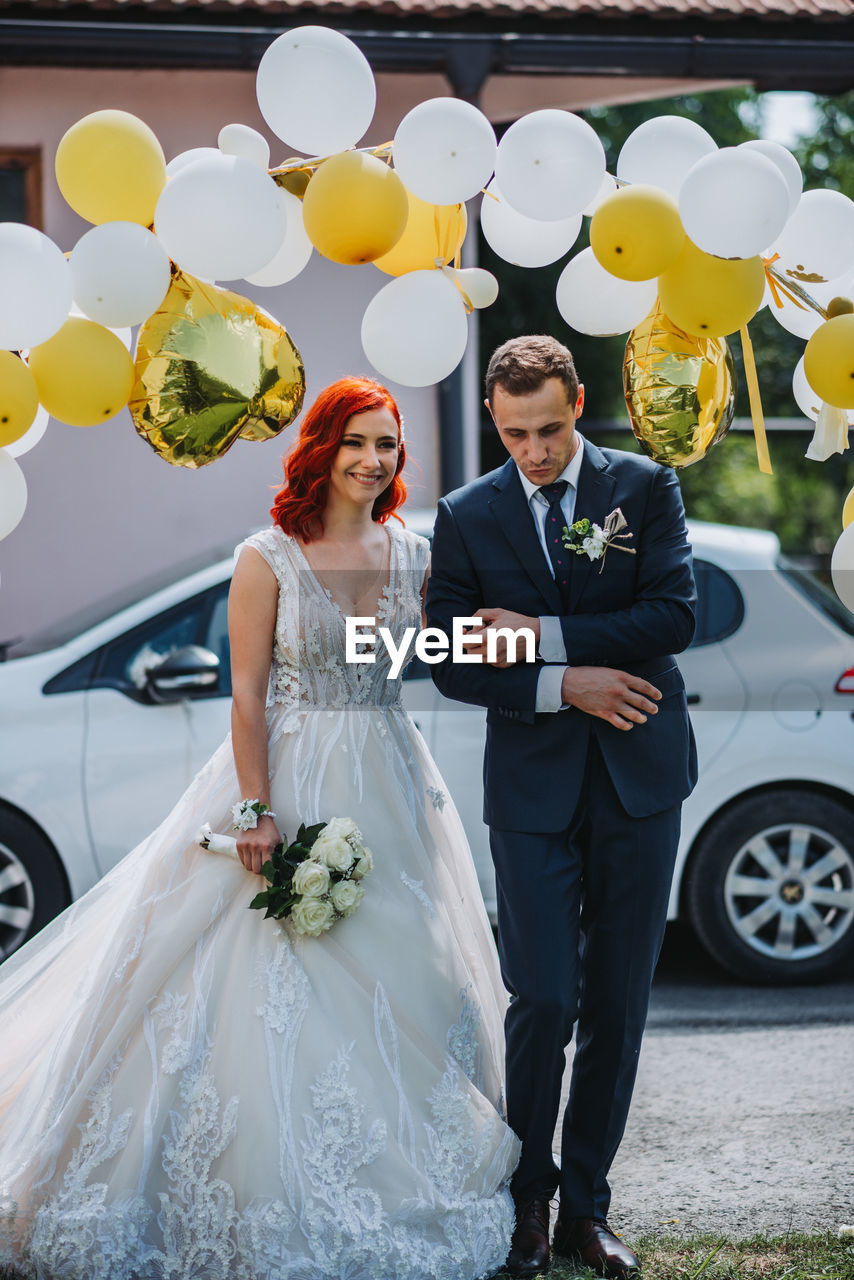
[557,1021,854,1240]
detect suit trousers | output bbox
[489,735,681,1219]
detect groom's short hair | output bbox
[486,335,579,406]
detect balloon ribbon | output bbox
[763,254,827,319]
[739,324,773,475]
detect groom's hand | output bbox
[473,608,541,667]
[560,667,662,731]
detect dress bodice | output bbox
[241,523,430,723]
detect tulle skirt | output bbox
[0,703,518,1280]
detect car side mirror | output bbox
[146,645,220,703]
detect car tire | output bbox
[685,789,854,984]
[0,806,70,962]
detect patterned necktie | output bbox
[538,480,572,609]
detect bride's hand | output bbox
[237,815,281,875]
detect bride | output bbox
[0,377,519,1279]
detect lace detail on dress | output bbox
[155,1051,241,1277]
[426,787,447,811]
[28,1057,153,1278]
[447,987,482,1090]
[242,525,429,746]
[400,871,437,918]
[151,990,191,1075]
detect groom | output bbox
[426,335,697,1278]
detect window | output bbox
[45,585,232,701]
[0,148,42,227]
[202,585,232,696]
[689,559,745,648]
[778,557,854,639]
[94,596,208,699]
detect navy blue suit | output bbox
[426,439,698,1217]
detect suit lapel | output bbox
[487,460,563,615]
[568,441,617,613]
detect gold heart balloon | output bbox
[623,303,736,469]
[130,270,305,467]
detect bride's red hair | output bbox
[271,377,407,541]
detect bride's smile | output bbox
[329,406,400,507]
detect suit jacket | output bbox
[425,440,699,830]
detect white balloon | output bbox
[767,271,851,341]
[583,172,618,217]
[361,270,468,387]
[70,222,171,328]
[3,404,48,458]
[454,267,498,309]
[155,153,286,282]
[679,147,790,259]
[480,182,581,268]
[771,189,854,284]
[0,451,27,541]
[792,355,823,420]
[0,224,72,351]
[392,99,497,206]
[166,147,220,177]
[245,190,313,286]
[218,123,270,171]
[256,27,375,156]
[617,116,717,198]
[556,248,657,337]
[792,354,854,424]
[495,110,605,221]
[740,139,803,216]
[831,522,854,614]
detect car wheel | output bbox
[685,790,854,983]
[0,807,70,962]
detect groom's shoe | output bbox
[553,1216,641,1278]
[505,1197,550,1276]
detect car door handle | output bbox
[686,693,701,705]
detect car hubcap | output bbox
[724,822,854,962]
[0,841,35,960]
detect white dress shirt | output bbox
[514,435,585,714]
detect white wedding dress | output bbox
[0,523,519,1280]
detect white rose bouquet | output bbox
[196,816,373,937]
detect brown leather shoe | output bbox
[505,1197,551,1276]
[553,1216,641,1278]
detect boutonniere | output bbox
[561,507,637,574]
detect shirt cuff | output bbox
[535,664,571,714]
[538,614,567,663]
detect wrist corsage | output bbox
[231,799,277,830]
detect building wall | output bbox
[0,65,448,641]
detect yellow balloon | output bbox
[624,305,735,469]
[842,486,854,530]
[590,185,685,283]
[55,109,166,226]
[658,238,766,338]
[302,152,409,265]
[130,272,305,468]
[804,314,854,409]
[373,192,467,276]
[29,318,134,428]
[0,351,39,447]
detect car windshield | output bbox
[3,542,237,659]
[777,556,854,639]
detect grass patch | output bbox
[2,1233,852,1280]
[492,1233,854,1280]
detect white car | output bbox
[1,518,853,983]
